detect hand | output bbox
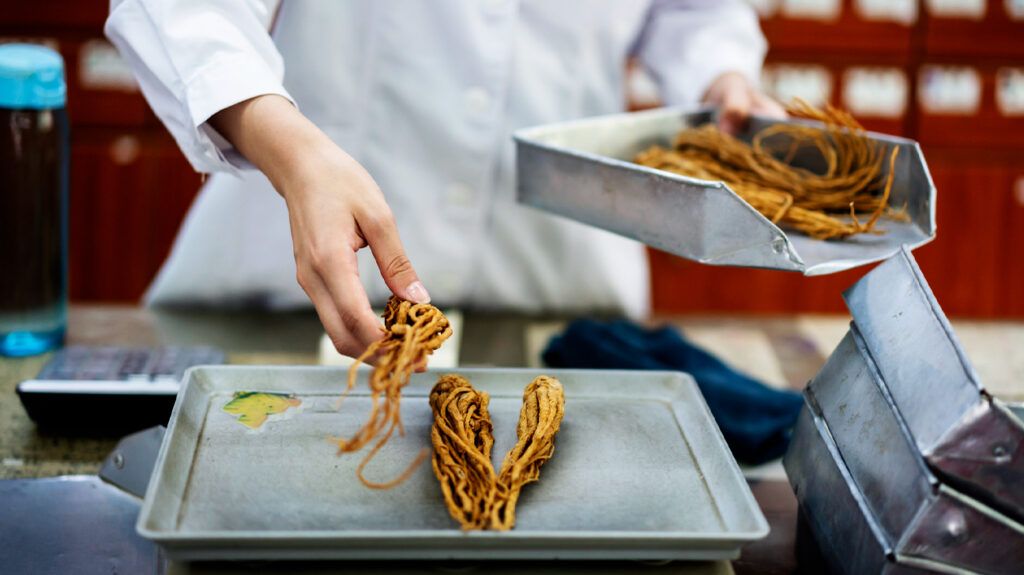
[282,144,429,359]
[703,71,786,135]
[209,95,430,358]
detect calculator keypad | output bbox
[36,346,225,382]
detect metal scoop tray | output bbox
[784,248,1024,574]
[514,107,936,275]
[137,367,768,561]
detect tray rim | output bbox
[137,365,769,552]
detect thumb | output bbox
[718,81,752,136]
[751,91,788,120]
[708,72,757,135]
[362,212,431,304]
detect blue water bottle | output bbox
[0,44,69,357]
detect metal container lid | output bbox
[0,43,66,109]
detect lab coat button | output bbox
[446,182,477,207]
[465,87,491,116]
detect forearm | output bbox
[106,0,290,173]
[208,94,339,198]
[206,93,427,357]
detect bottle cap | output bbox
[0,43,66,109]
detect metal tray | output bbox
[514,107,936,275]
[137,367,768,561]
[798,331,1024,573]
[785,247,1024,574]
[786,405,905,574]
[842,248,1024,521]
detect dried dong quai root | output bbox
[490,375,566,530]
[334,295,453,489]
[429,374,499,530]
[430,374,566,530]
[634,99,902,240]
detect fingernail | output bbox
[406,281,430,304]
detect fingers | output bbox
[298,270,371,360]
[718,81,752,136]
[705,72,784,135]
[360,210,431,304]
[299,248,383,358]
[360,213,432,372]
[751,92,788,120]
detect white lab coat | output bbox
[105,0,765,318]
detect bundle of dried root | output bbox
[429,374,499,529]
[633,100,902,240]
[490,375,565,530]
[430,374,565,530]
[334,295,453,489]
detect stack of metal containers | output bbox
[785,247,1024,574]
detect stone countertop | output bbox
[3,305,1023,480]
[5,304,1024,575]
[0,305,582,478]
[0,306,322,478]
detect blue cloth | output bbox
[543,319,803,464]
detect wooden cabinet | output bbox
[914,60,1024,150]
[69,132,201,301]
[649,0,1024,318]
[65,37,157,128]
[649,145,1024,318]
[649,250,865,315]
[759,0,916,57]
[2,9,199,304]
[922,0,1024,59]
[914,148,1024,317]
[0,1,108,31]
[4,2,1022,317]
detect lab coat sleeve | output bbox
[635,0,767,107]
[104,0,292,173]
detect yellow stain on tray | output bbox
[223,391,302,429]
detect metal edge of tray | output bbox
[926,398,1024,524]
[787,392,1024,574]
[135,364,210,545]
[513,106,936,276]
[843,246,986,450]
[671,368,771,545]
[898,484,1024,573]
[1008,403,1024,422]
[809,324,1024,569]
[805,327,935,547]
[783,400,896,575]
[843,247,1024,521]
[136,366,768,560]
